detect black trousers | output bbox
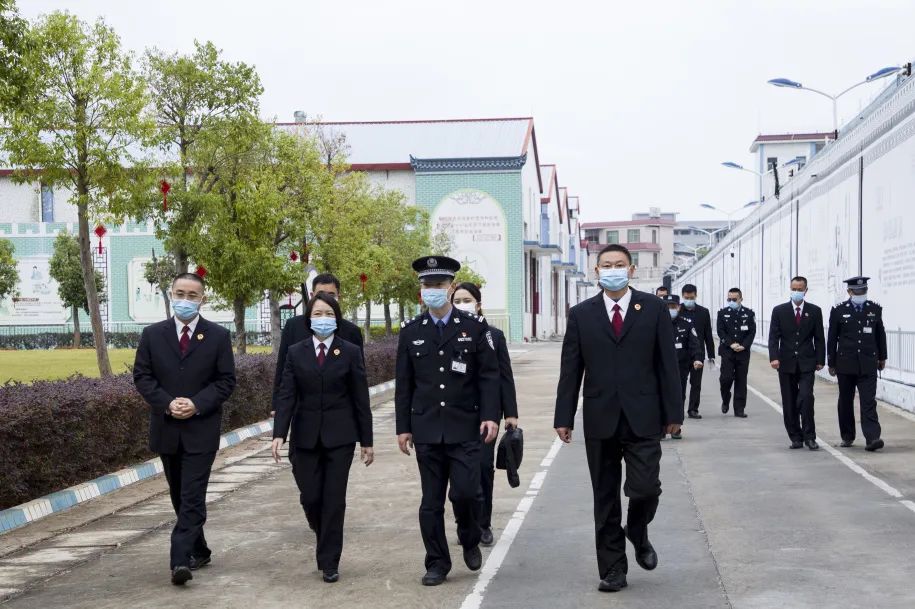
[415,441,482,574]
[778,367,816,442]
[478,432,497,529]
[687,365,704,413]
[160,446,216,569]
[290,442,355,571]
[584,413,661,578]
[720,353,750,414]
[837,372,881,444]
[677,359,691,404]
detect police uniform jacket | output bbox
[672,316,703,365]
[490,326,519,419]
[273,336,372,450]
[395,309,501,444]
[717,306,757,358]
[679,303,715,360]
[767,301,825,373]
[827,299,887,375]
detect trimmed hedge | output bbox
[0,338,397,510]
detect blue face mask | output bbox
[598,268,630,292]
[669,309,679,320]
[850,294,867,306]
[727,300,740,310]
[172,299,200,321]
[682,298,696,309]
[421,288,449,309]
[790,291,805,304]
[310,317,337,338]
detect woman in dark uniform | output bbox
[450,282,519,546]
[271,293,373,583]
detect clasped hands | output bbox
[730,342,746,353]
[168,397,197,419]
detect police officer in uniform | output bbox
[827,276,887,451]
[679,284,715,419]
[717,287,756,417]
[395,256,500,586]
[663,295,703,439]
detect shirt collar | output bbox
[428,306,454,326]
[603,287,632,310]
[175,316,199,335]
[312,334,334,351]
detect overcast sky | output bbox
[20,0,915,223]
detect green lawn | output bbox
[0,346,272,384]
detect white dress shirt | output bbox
[603,288,632,321]
[174,315,199,339]
[793,301,805,316]
[312,334,334,356]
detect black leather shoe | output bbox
[188,555,211,570]
[721,402,730,414]
[790,440,803,449]
[670,430,682,440]
[624,526,658,571]
[865,439,885,452]
[463,545,482,571]
[421,570,447,586]
[840,439,854,447]
[688,411,702,419]
[734,412,748,418]
[805,439,820,451]
[480,527,494,547]
[322,569,339,583]
[171,566,193,586]
[598,567,627,592]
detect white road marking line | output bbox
[459,437,564,609]
[747,384,909,505]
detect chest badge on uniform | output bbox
[333,348,340,356]
[412,339,425,346]
[196,334,204,340]
[634,304,641,311]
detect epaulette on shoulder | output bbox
[400,314,423,329]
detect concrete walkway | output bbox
[2,343,915,608]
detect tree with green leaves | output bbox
[143,251,176,319]
[0,239,19,301]
[140,41,263,274]
[0,0,30,114]
[48,232,105,348]
[2,12,154,377]
[454,264,488,289]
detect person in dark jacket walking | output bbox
[679,284,716,419]
[662,295,704,439]
[451,282,519,546]
[717,288,756,418]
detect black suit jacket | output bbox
[490,327,519,419]
[133,317,236,455]
[768,301,825,373]
[827,300,887,375]
[679,303,715,360]
[272,315,364,409]
[395,309,500,444]
[554,289,682,440]
[273,336,372,449]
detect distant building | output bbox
[581,208,676,292]
[750,132,832,201]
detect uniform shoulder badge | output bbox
[401,313,423,329]
[691,328,698,337]
[486,330,495,350]
[478,314,486,323]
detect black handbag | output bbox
[496,426,523,488]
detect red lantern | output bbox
[160,180,171,211]
[289,251,298,262]
[195,265,207,278]
[360,273,368,291]
[94,224,107,254]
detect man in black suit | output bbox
[768,276,825,450]
[133,273,236,586]
[717,287,756,417]
[679,284,716,419]
[554,244,682,593]
[395,256,500,587]
[272,273,364,411]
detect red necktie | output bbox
[179,325,190,355]
[795,307,801,327]
[611,304,623,338]
[317,343,326,367]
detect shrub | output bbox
[0,340,397,510]
[367,325,400,340]
[0,330,273,350]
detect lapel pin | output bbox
[196,333,204,340]
[634,304,641,311]
[461,331,467,337]
[333,348,340,356]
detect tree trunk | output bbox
[76,199,112,377]
[363,298,372,344]
[269,291,282,353]
[72,305,80,348]
[383,301,393,337]
[233,297,247,354]
[174,248,189,275]
[398,300,406,323]
[160,288,171,319]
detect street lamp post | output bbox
[767,66,903,135]
[700,201,760,231]
[687,225,729,250]
[674,242,702,260]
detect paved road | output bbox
[3,343,915,608]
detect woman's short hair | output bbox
[451,282,483,315]
[305,292,342,325]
